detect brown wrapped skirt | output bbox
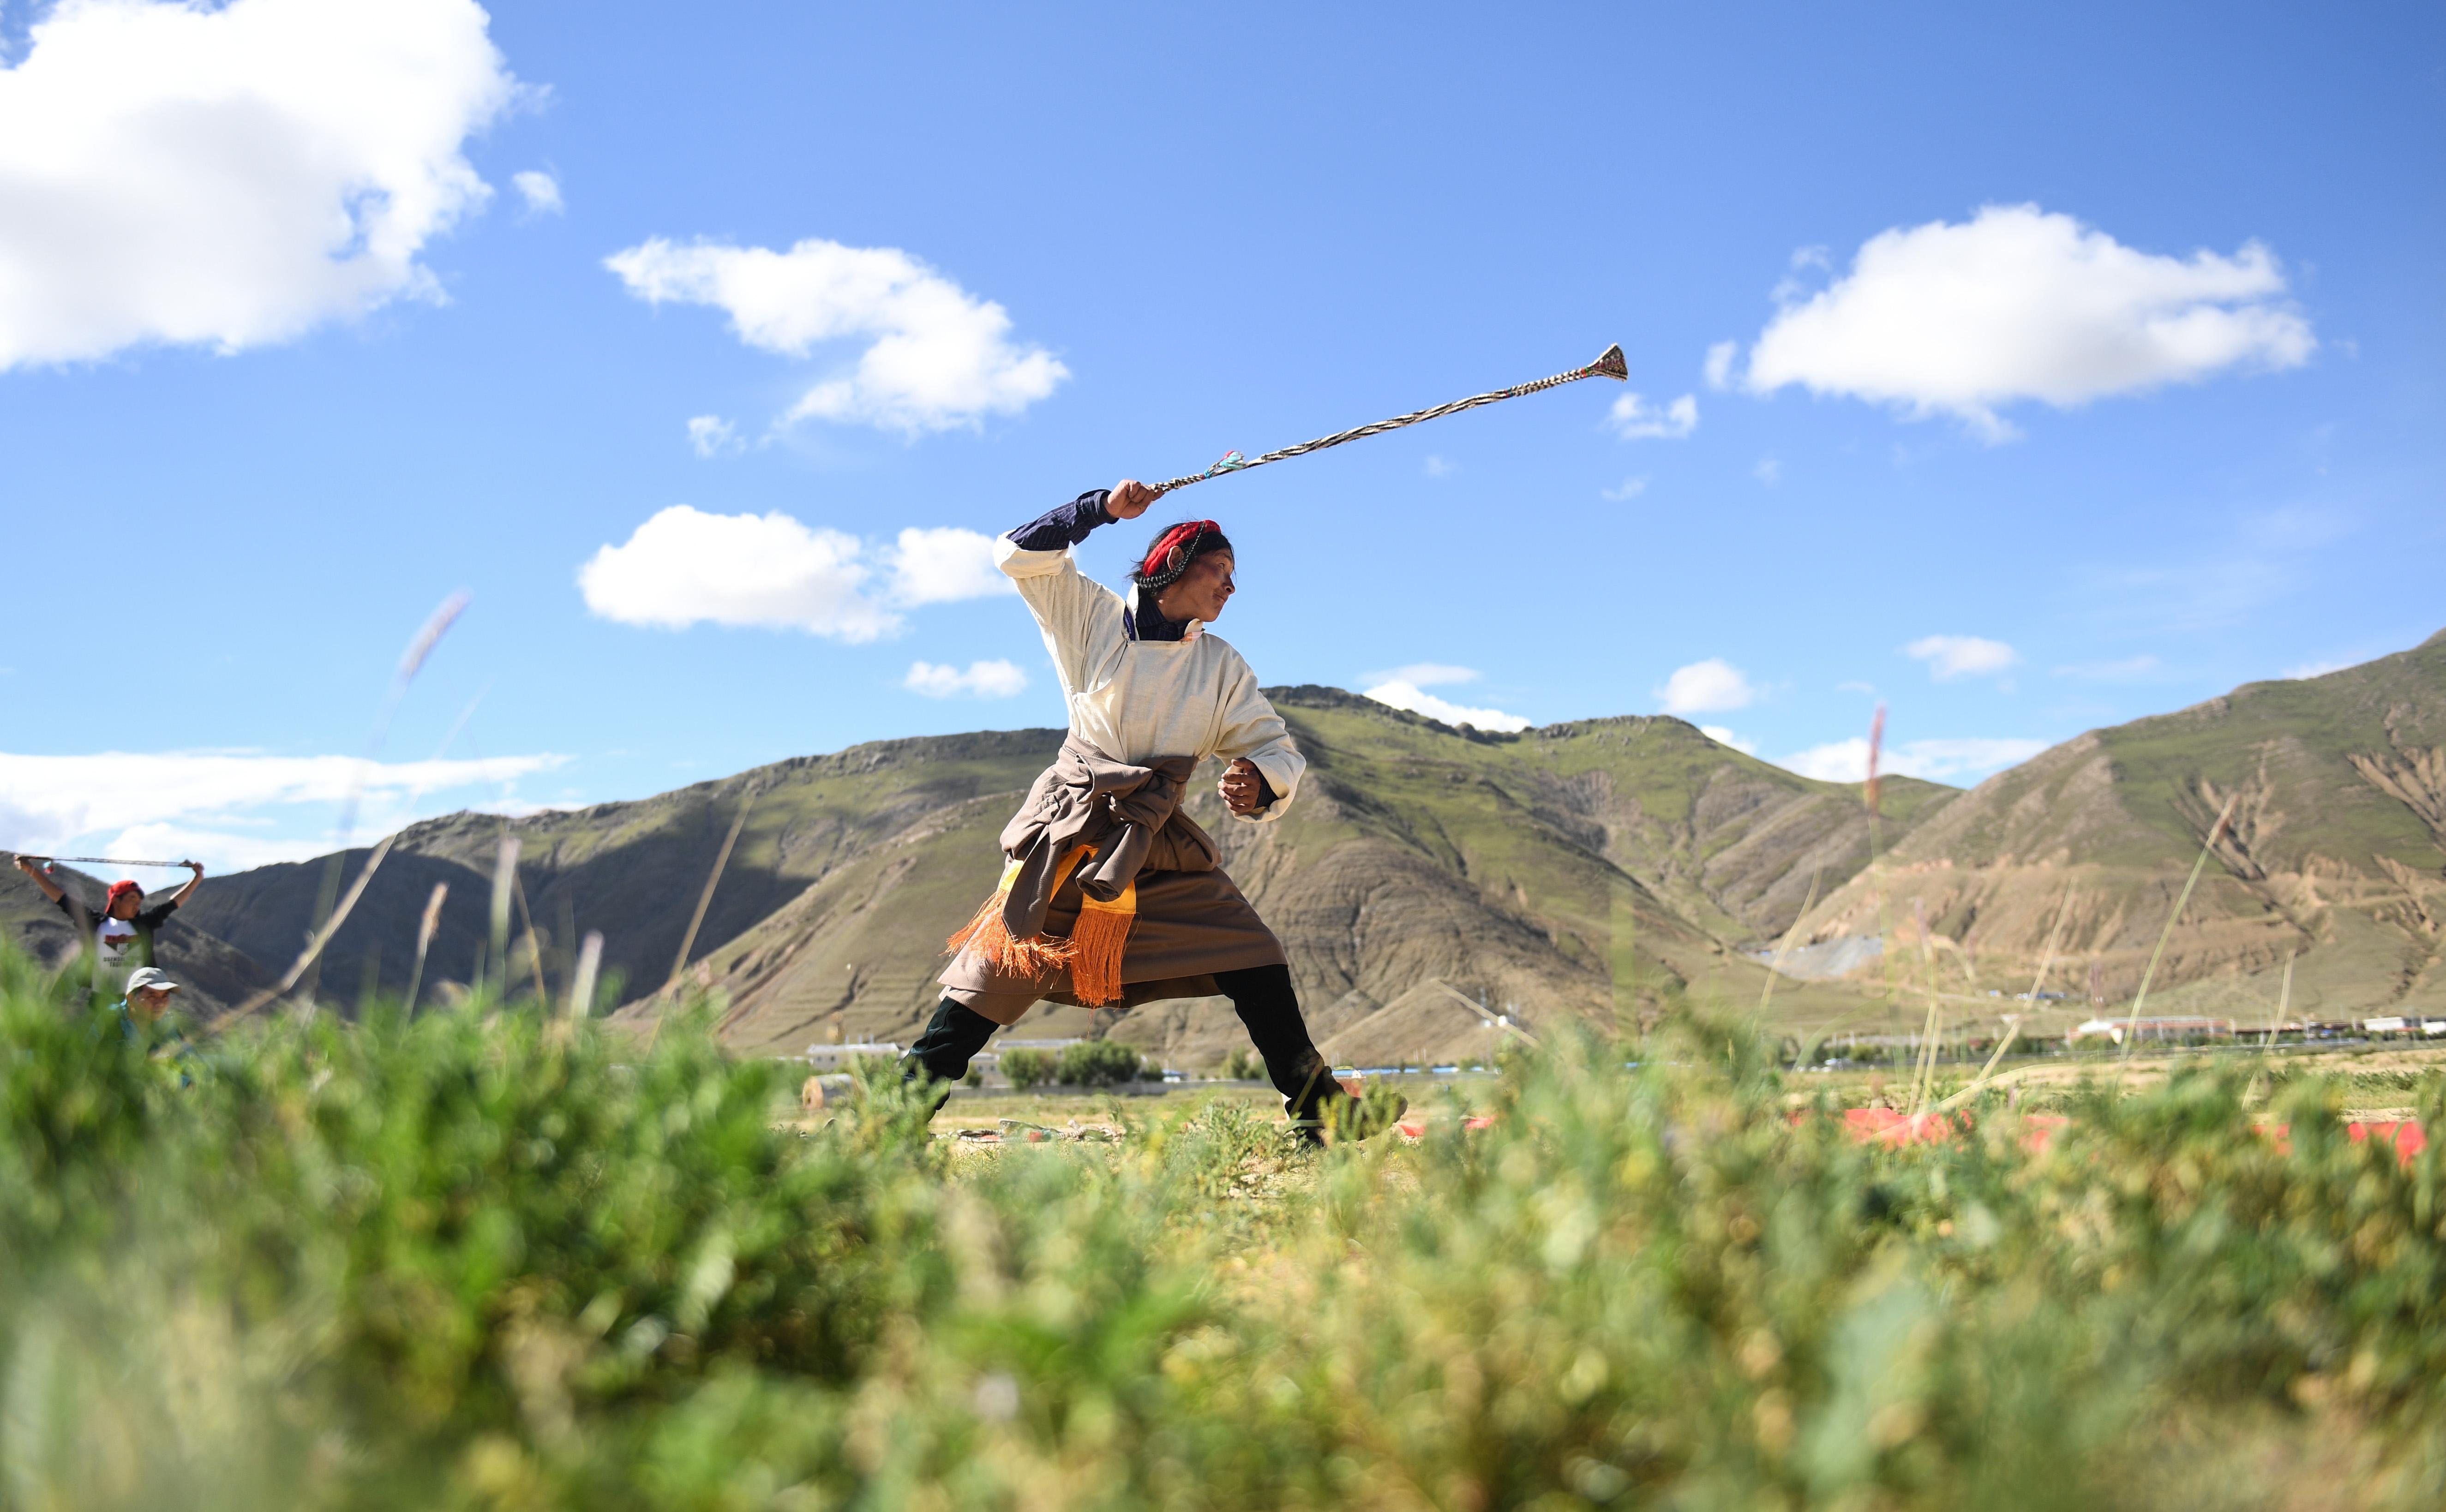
[938,864,1286,1026]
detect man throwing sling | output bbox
[903,480,1364,1139]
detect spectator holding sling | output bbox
[11,854,204,998]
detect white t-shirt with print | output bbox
[95,916,140,988]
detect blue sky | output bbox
[2,0,2440,878]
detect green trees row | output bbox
[998,1038,1145,1088]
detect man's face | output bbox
[128,986,174,1022]
[108,890,143,920]
[1157,551,1236,624]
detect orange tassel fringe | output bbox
[1067,883,1137,1007]
[945,890,1077,977]
[944,846,1139,1004]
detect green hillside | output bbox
[24,632,2440,1065]
[177,729,1068,1017]
[617,689,1947,1068]
[138,692,1942,1070]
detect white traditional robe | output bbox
[994,535,1305,819]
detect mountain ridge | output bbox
[129,690,1948,1067]
[1794,630,2446,1027]
[12,634,2439,1064]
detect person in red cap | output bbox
[905,480,1391,1141]
[11,854,204,997]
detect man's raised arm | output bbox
[11,855,66,904]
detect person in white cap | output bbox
[116,965,193,1054]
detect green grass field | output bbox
[1,940,2440,1510]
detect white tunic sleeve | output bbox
[1212,652,1304,824]
[995,535,1125,698]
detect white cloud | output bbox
[1656,658,1757,715]
[1699,725,1758,755]
[0,748,565,878]
[1778,736,2048,784]
[1361,663,1480,688]
[1779,739,1872,782]
[1362,681,1530,733]
[1422,454,1455,478]
[1607,391,1697,440]
[96,822,345,876]
[883,526,1011,606]
[1780,739,1872,782]
[1740,204,2314,441]
[580,507,893,640]
[904,660,1028,699]
[576,507,1010,641]
[511,168,563,216]
[1601,476,1648,502]
[2282,658,2350,680]
[1703,341,1737,391]
[1753,457,1782,485]
[0,0,522,370]
[603,236,1067,434]
[1903,634,2020,681]
[2053,654,2162,682]
[686,415,741,457]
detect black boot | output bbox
[1214,963,1353,1141]
[899,997,1000,1117]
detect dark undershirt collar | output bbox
[1123,585,1193,643]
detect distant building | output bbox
[2360,1016,2446,1037]
[802,1042,903,1070]
[968,1037,1082,1073]
[2068,1016,2235,1045]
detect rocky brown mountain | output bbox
[602,688,1949,1067]
[141,691,1939,1068]
[30,631,2434,1067]
[1793,629,2446,1030]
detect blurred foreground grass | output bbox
[0,940,2440,1510]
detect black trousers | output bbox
[902,963,1349,1121]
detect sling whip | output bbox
[1152,343,1628,495]
[13,855,196,869]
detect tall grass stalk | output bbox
[302,592,473,1001]
[652,789,758,1051]
[512,863,552,1004]
[1908,896,1944,1118]
[1794,709,1889,1069]
[1940,878,2077,1113]
[211,832,398,1030]
[1756,867,1822,1018]
[567,929,603,1019]
[488,833,519,998]
[403,880,448,1017]
[668,790,755,993]
[2119,792,2240,1064]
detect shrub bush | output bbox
[999,1047,1055,1088]
[1056,1038,1143,1086]
[0,938,2436,1509]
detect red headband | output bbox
[107,880,143,905]
[1133,520,1229,589]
